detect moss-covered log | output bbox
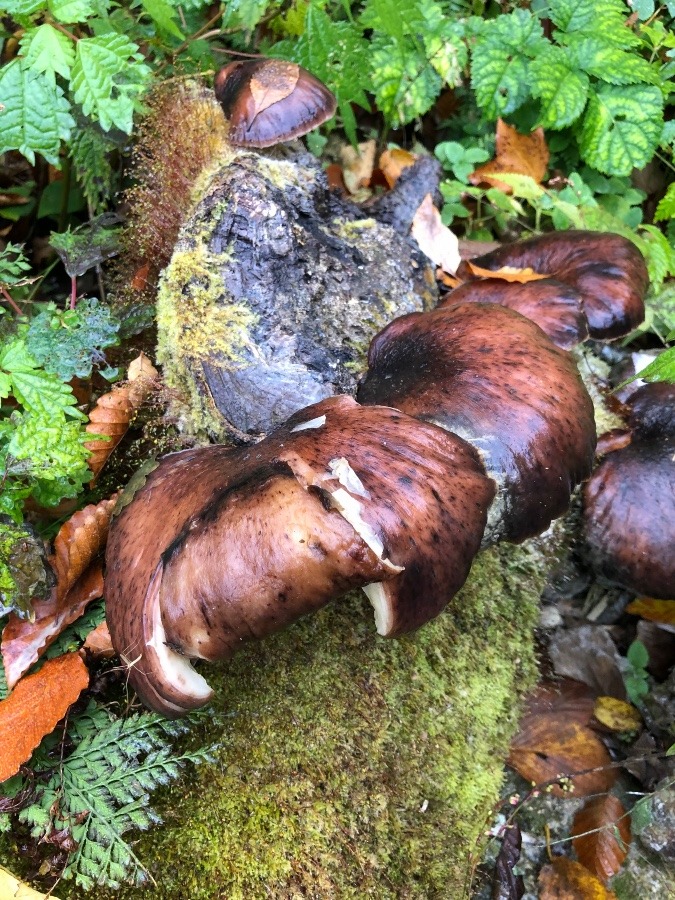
[51,543,543,900]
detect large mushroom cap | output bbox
[214,58,336,148]
[440,277,588,350]
[583,382,675,599]
[457,231,648,340]
[357,303,596,544]
[106,396,494,716]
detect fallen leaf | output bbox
[0,865,60,899]
[572,795,631,883]
[83,620,115,659]
[1,564,103,690]
[340,139,377,194]
[379,148,417,188]
[51,494,117,602]
[411,193,460,274]
[85,353,158,480]
[491,824,524,900]
[548,626,626,701]
[130,262,150,292]
[593,697,642,734]
[325,163,347,192]
[466,261,547,283]
[626,598,675,628]
[0,653,89,782]
[436,268,463,289]
[538,858,618,899]
[249,61,299,116]
[509,680,615,797]
[469,119,549,194]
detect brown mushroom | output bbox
[583,382,675,599]
[357,303,596,543]
[214,58,336,148]
[440,278,588,350]
[457,231,648,340]
[106,396,494,716]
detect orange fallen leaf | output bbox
[85,353,158,480]
[249,61,298,116]
[379,148,417,188]
[572,795,631,883]
[538,857,618,899]
[83,620,115,659]
[469,119,549,194]
[411,193,460,275]
[626,598,675,627]
[436,268,463,289]
[593,697,642,734]
[466,261,548,283]
[130,262,150,292]
[340,139,377,194]
[0,653,89,782]
[51,494,117,602]
[509,680,615,797]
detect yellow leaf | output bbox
[0,866,60,899]
[626,598,675,627]
[593,696,642,733]
[469,119,549,194]
[466,262,548,283]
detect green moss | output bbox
[53,543,542,900]
[155,243,257,438]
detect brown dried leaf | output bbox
[340,139,377,194]
[593,697,642,734]
[572,795,631,883]
[538,858,618,899]
[469,119,549,194]
[51,495,117,601]
[411,193,460,275]
[379,148,417,188]
[509,680,615,797]
[626,598,675,627]
[0,653,89,782]
[85,353,158,479]
[249,61,298,116]
[1,564,103,690]
[82,620,114,659]
[466,262,548,283]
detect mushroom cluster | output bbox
[105,227,652,717]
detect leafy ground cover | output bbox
[0,0,674,896]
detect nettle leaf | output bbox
[548,0,641,48]
[470,9,546,119]
[71,34,150,133]
[0,337,86,421]
[0,59,75,166]
[0,0,46,14]
[140,0,184,39]
[19,25,76,85]
[566,38,659,85]
[272,6,370,144]
[577,84,664,176]
[370,33,441,125]
[418,2,467,86]
[636,346,675,384]
[530,45,589,129]
[48,0,97,23]
[7,413,91,492]
[69,127,117,213]
[655,182,675,222]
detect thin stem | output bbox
[70,276,77,310]
[1,286,25,317]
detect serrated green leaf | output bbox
[548,0,641,48]
[530,45,589,129]
[0,336,86,420]
[0,243,31,287]
[577,84,663,176]
[655,183,675,222]
[48,0,95,22]
[566,37,658,85]
[141,0,184,39]
[71,34,150,133]
[370,33,440,125]
[19,25,76,85]
[0,59,75,166]
[470,9,546,119]
[0,0,46,14]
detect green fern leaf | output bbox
[530,45,589,129]
[470,9,546,119]
[69,126,117,213]
[47,0,97,23]
[640,224,675,288]
[71,34,150,133]
[577,84,664,176]
[655,182,675,221]
[0,59,75,166]
[19,25,76,84]
[565,37,658,85]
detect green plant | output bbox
[624,640,650,706]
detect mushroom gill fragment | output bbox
[357,303,596,544]
[214,58,337,148]
[440,278,588,350]
[583,382,675,599]
[457,231,648,339]
[105,396,494,716]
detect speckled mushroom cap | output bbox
[583,382,675,599]
[457,231,648,340]
[440,278,588,350]
[357,303,597,544]
[214,58,336,148]
[105,396,494,716]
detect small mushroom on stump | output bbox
[214,58,336,148]
[583,382,675,599]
